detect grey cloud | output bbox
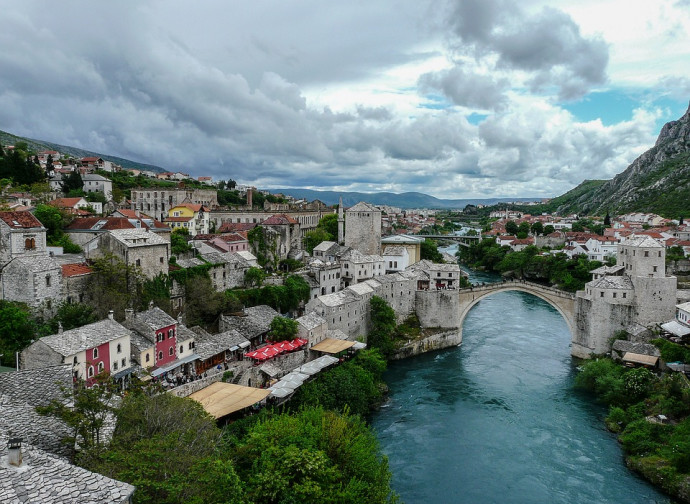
[447,0,608,99]
[418,66,508,110]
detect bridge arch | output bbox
[457,281,577,341]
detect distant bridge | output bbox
[409,234,482,247]
[456,279,576,345]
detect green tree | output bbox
[38,302,99,337]
[368,296,396,358]
[318,213,339,239]
[170,228,192,256]
[269,316,299,341]
[37,372,119,450]
[0,301,36,366]
[543,224,555,234]
[518,221,530,236]
[61,170,84,194]
[86,254,144,319]
[505,220,519,235]
[304,227,332,254]
[531,221,544,235]
[244,267,265,288]
[420,238,444,263]
[571,220,585,232]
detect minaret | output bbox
[337,196,344,245]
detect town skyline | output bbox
[1,0,689,200]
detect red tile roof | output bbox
[217,222,257,233]
[263,214,298,225]
[50,197,84,208]
[67,217,143,231]
[61,263,93,277]
[0,211,43,229]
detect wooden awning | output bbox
[622,352,659,366]
[310,338,355,354]
[189,382,270,419]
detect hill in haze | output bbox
[0,130,165,174]
[267,188,540,209]
[535,103,690,219]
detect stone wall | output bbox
[573,294,636,358]
[21,340,63,370]
[631,276,677,327]
[391,329,462,360]
[415,290,460,329]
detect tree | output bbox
[543,224,555,235]
[518,221,530,237]
[531,221,544,236]
[171,228,192,255]
[368,296,396,358]
[37,372,119,451]
[244,267,265,288]
[61,170,84,194]
[420,238,443,263]
[304,228,332,254]
[269,316,299,341]
[571,220,585,232]
[318,213,339,239]
[505,220,519,235]
[86,254,144,319]
[604,212,611,226]
[38,302,99,337]
[0,301,35,366]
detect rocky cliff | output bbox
[553,103,690,218]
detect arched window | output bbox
[158,351,163,361]
[168,329,174,339]
[93,347,99,359]
[98,362,104,373]
[179,345,183,354]
[116,343,122,354]
[24,237,35,249]
[145,353,150,363]
[88,366,94,378]
[169,347,174,356]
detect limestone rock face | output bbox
[558,102,690,216]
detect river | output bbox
[370,245,671,504]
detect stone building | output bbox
[84,228,170,278]
[339,248,385,287]
[381,234,423,265]
[21,314,133,386]
[0,211,48,268]
[1,255,62,307]
[345,202,381,255]
[81,173,113,201]
[573,235,677,357]
[131,187,218,222]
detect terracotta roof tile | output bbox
[0,211,43,229]
[61,263,93,277]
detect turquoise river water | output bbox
[370,261,672,504]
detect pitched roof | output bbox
[263,214,298,225]
[108,228,167,247]
[130,306,177,335]
[194,330,249,360]
[589,275,634,290]
[67,217,141,231]
[0,365,72,408]
[221,305,279,338]
[0,211,43,229]
[623,235,663,248]
[39,319,131,356]
[217,222,257,233]
[347,201,379,213]
[61,263,93,277]
[50,197,85,208]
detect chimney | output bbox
[125,308,134,325]
[7,437,23,467]
[58,322,63,334]
[108,310,114,320]
[148,300,154,310]
[177,312,183,325]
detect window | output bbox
[113,361,118,371]
[93,347,99,359]
[136,259,141,267]
[157,333,164,342]
[158,351,163,361]
[146,354,150,363]
[189,341,194,349]
[623,293,627,299]
[180,345,183,354]
[121,358,126,367]
[644,251,649,257]
[117,343,122,354]
[45,275,51,287]
[168,329,174,339]
[653,266,658,272]
[160,257,164,263]
[98,362,104,373]
[73,356,78,364]
[600,292,604,297]
[88,366,94,378]
[613,292,617,298]
[24,237,35,249]
[169,347,174,356]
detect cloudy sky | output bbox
[1,0,689,200]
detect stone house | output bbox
[345,202,381,255]
[313,241,340,262]
[81,173,113,201]
[61,262,93,305]
[261,214,301,260]
[84,228,170,279]
[383,246,410,273]
[297,312,328,346]
[21,313,133,387]
[406,260,465,290]
[1,255,62,307]
[339,248,385,287]
[124,306,197,378]
[219,305,280,348]
[192,328,249,374]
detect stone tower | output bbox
[344,201,381,255]
[573,234,677,358]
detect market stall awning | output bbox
[189,382,270,419]
[310,338,355,354]
[622,352,659,366]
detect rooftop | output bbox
[40,319,131,357]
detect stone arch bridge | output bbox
[456,280,576,346]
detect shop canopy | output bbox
[189,382,270,419]
[622,352,659,367]
[310,338,356,354]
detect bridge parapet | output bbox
[459,279,575,300]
